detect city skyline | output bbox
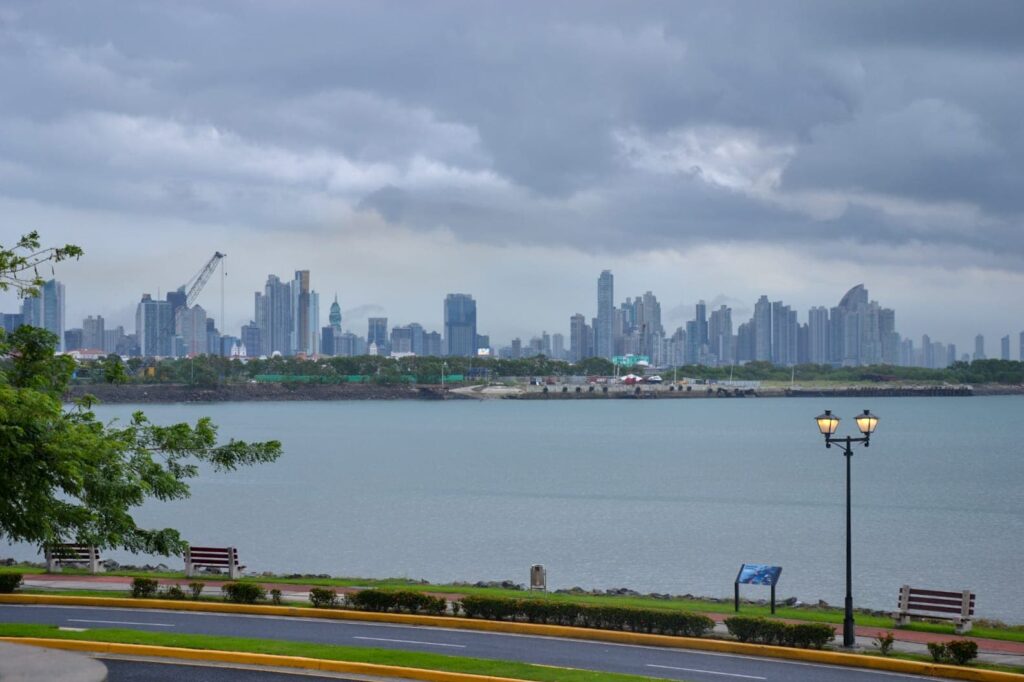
[5,268,1023,367]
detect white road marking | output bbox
[58,627,88,632]
[67,618,175,627]
[648,663,767,679]
[353,635,466,648]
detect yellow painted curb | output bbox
[2,594,1022,681]
[0,637,526,682]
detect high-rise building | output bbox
[596,270,614,359]
[255,275,292,356]
[0,313,24,333]
[290,270,318,356]
[103,326,126,354]
[329,295,342,329]
[177,304,209,355]
[551,333,565,361]
[82,315,105,350]
[443,293,477,357]
[753,295,772,362]
[390,326,414,354]
[64,328,83,351]
[708,305,732,365]
[1000,335,1010,361]
[241,322,262,357]
[974,334,986,361]
[368,318,388,353]
[807,307,829,364]
[423,331,442,357]
[510,337,522,359]
[136,294,174,357]
[21,279,65,350]
[771,301,796,366]
[569,313,591,362]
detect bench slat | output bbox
[913,593,974,602]
[908,588,973,599]
[907,604,972,616]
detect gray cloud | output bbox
[1,1,1022,346]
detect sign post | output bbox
[734,563,782,614]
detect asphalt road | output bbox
[102,658,363,681]
[0,604,943,682]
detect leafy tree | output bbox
[102,354,128,384]
[0,234,282,555]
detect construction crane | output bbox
[165,252,226,339]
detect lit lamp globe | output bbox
[855,409,880,435]
[815,410,841,438]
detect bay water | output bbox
[6,396,1023,621]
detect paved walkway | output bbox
[18,573,1024,667]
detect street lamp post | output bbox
[814,409,880,648]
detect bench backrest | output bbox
[47,544,97,561]
[187,546,240,567]
[901,586,974,619]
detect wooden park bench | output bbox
[44,544,103,573]
[185,546,245,579]
[895,585,974,633]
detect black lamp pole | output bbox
[816,409,878,649]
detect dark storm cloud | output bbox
[1,0,1022,265]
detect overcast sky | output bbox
[1,1,1022,351]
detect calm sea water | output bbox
[6,396,1023,621]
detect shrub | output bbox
[457,596,714,637]
[929,640,979,665]
[309,587,338,608]
[0,574,23,593]
[874,631,895,656]
[724,616,834,649]
[160,584,186,600]
[270,589,283,605]
[346,589,447,615]
[789,623,835,649]
[188,582,205,600]
[221,582,266,604]
[130,577,159,599]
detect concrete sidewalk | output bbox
[18,573,1024,667]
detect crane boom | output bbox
[185,252,226,307]
[164,252,226,344]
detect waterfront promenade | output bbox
[18,572,1024,667]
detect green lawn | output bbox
[0,623,665,682]
[6,563,1023,643]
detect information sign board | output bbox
[734,563,783,613]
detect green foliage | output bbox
[723,616,835,649]
[188,582,205,600]
[102,355,129,384]
[458,596,715,637]
[0,573,23,593]
[928,639,979,665]
[309,587,339,608]
[160,584,186,600]
[347,589,446,615]
[874,631,895,655]
[0,231,82,296]
[221,582,266,604]
[130,577,159,599]
[0,325,281,555]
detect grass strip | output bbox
[6,564,1023,643]
[0,623,664,682]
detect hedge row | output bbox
[459,596,715,637]
[311,589,448,615]
[723,616,835,649]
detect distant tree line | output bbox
[62,354,1024,387]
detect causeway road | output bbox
[0,603,953,682]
